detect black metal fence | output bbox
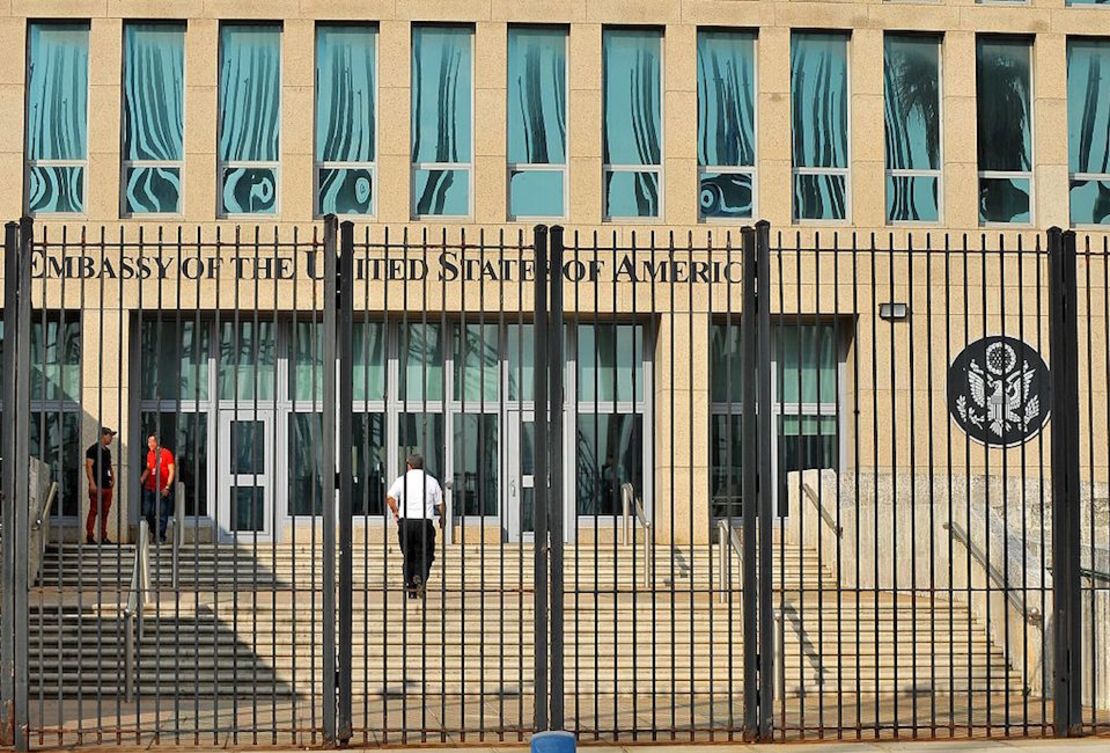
[0,217,1107,748]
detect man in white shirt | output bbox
[386,454,444,599]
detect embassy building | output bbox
[11,0,1110,747]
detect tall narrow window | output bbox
[122,23,185,216]
[976,36,1033,224]
[603,28,662,220]
[25,22,89,215]
[791,32,850,222]
[507,26,567,219]
[697,30,756,220]
[218,24,281,216]
[315,24,376,216]
[884,34,941,223]
[412,25,472,218]
[1067,38,1110,226]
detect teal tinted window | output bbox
[697,31,756,220]
[1067,38,1110,226]
[219,24,281,215]
[603,28,662,219]
[976,37,1033,224]
[710,323,743,403]
[454,323,499,402]
[401,323,445,402]
[577,324,644,404]
[316,24,376,216]
[884,34,941,223]
[123,23,185,215]
[791,32,849,221]
[26,22,89,214]
[412,25,472,217]
[508,26,567,218]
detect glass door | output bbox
[218,410,275,540]
[505,410,535,542]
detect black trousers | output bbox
[397,519,436,589]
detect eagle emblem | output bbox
[948,336,1050,447]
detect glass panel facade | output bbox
[412,25,472,217]
[454,323,499,402]
[141,320,210,401]
[26,22,89,214]
[577,324,644,403]
[218,320,277,400]
[289,320,324,402]
[778,414,838,511]
[779,324,838,404]
[507,26,567,218]
[30,315,81,402]
[219,24,281,215]
[316,24,376,215]
[354,321,387,401]
[884,34,941,223]
[30,412,81,517]
[401,323,444,402]
[976,37,1033,224]
[603,28,662,219]
[352,412,386,515]
[507,323,535,401]
[697,31,756,219]
[288,412,324,515]
[575,413,643,515]
[710,321,743,404]
[122,23,185,214]
[791,32,849,221]
[398,412,446,479]
[710,413,742,520]
[1067,38,1110,226]
[453,413,498,516]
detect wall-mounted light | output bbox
[879,302,909,322]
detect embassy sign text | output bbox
[32,249,743,285]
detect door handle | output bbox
[510,479,517,497]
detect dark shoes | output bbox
[86,535,113,545]
[407,575,426,600]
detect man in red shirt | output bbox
[140,433,176,544]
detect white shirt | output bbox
[387,469,443,520]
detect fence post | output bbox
[740,225,758,740]
[1049,226,1082,736]
[321,214,339,744]
[1,221,20,748]
[548,225,565,731]
[755,220,774,741]
[533,224,550,732]
[337,220,354,744]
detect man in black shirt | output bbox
[84,427,116,544]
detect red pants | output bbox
[86,488,113,539]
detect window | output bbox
[0,313,83,517]
[315,24,377,216]
[603,28,663,220]
[1067,38,1110,226]
[697,30,756,220]
[575,324,647,515]
[122,23,185,216]
[791,32,850,222]
[25,22,89,215]
[411,25,473,218]
[976,36,1033,224]
[507,26,568,219]
[218,24,281,216]
[884,34,942,223]
[709,322,840,521]
[1066,0,1108,5]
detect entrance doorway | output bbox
[505,410,535,542]
[218,410,275,540]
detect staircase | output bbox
[27,542,1020,700]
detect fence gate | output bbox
[0,217,1105,749]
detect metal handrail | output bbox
[944,520,1042,624]
[168,481,185,590]
[123,521,152,702]
[801,481,842,538]
[29,481,57,585]
[620,482,653,587]
[717,519,743,603]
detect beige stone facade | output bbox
[2,1,1109,547]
